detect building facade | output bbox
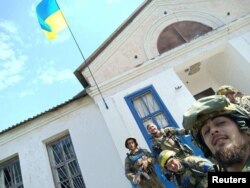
[1,0,250,187]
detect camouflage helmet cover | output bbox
[183,95,230,131]
[216,85,237,95]
[182,95,250,151]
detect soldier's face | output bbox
[166,158,180,172]
[201,116,249,167]
[225,92,236,103]
[127,140,137,151]
[201,116,240,152]
[147,124,158,135]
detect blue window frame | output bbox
[125,85,178,188]
[125,85,202,154]
[125,85,179,147]
[125,85,204,188]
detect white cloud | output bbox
[29,3,37,19]
[37,66,74,85]
[0,20,18,34]
[0,72,23,90]
[0,32,11,41]
[0,42,15,60]
[19,90,34,98]
[0,20,27,91]
[3,56,27,74]
[0,57,25,90]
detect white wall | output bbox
[175,29,250,97]
[96,68,195,165]
[207,31,250,94]
[227,31,250,94]
[177,61,220,96]
[0,96,130,188]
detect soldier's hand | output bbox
[165,128,174,137]
[133,176,141,185]
[141,159,149,170]
[136,158,143,166]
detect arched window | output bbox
[157,21,212,54]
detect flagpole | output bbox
[55,0,109,109]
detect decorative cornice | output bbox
[144,10,224,59]
[87,15,250,98]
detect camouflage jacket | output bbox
[235,96,250,113]
[171,156,214,188]
[125,148,165,188]
[125,148,155,181]
[213,156,250,172]
[241,156,250,172]
[151,127,192,158]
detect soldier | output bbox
[216,85,250,113]
[146,123,193,158]
[124,137,165,188]
[183,95,250,172]
[158,150,214,188]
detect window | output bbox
[157,21,212,54]
[47,135,86,188]
[0,157,23,188]
[132,92,170,129]
[125,85,178,146]
[125,85,178,188]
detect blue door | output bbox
[125,85,177,188]
[125,85,203,188]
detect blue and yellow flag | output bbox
[36,0,67,39]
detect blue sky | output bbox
[0,0,144,131]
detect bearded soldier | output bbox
[146,123,193,158]
[183,95,250,172]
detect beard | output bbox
[214,143,247,166]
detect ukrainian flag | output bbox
[36,0,67,39]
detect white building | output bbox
[1,0,250,187]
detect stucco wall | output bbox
[82,0,250,86]
[95,68,195,163]
[207,30,250,94]
[0,96,130,188]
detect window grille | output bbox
[0,157,23,188]
[132,92,170,129]
[125,86,178,146]
[47,135,86,188]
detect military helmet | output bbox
[183,95,250,157]
[159,150,176,168]
[125,137,138,149]
[216,85,237,95]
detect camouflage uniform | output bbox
[159,150,214,188]
[216,85,250,113]
[172,156,212,188]
[237,95,250,113]
[242,156,250,172]
[125,148,165,188]
[151,127,193,158]
[182,95,250,171]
